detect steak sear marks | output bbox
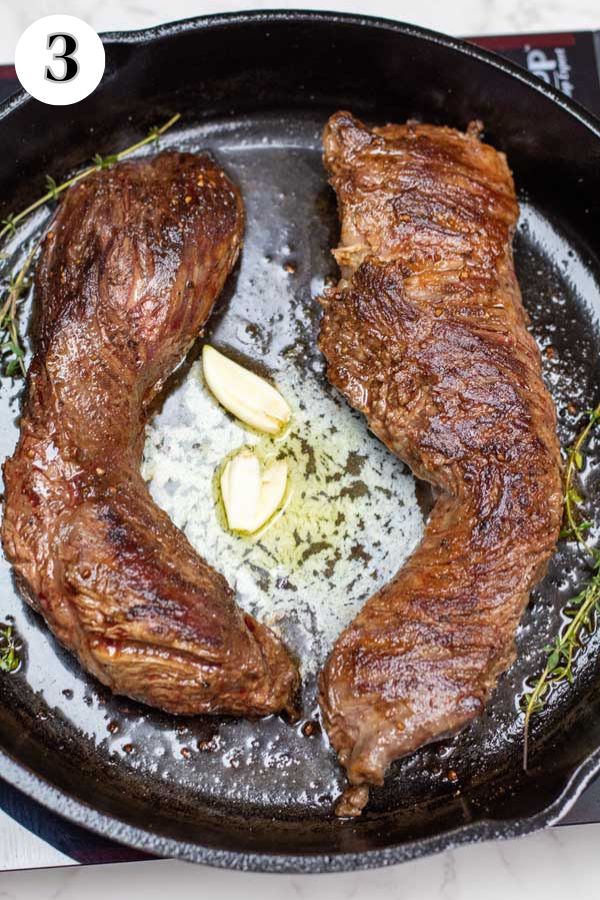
[2,152,299,718]
[317,112,562,813]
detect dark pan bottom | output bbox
[1,110,599,866]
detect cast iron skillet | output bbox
[1,9,600,873]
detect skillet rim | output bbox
[3,8,600,138]
[1,7,600,873]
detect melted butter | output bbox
[142,357,423,677]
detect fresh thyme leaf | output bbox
[45,174,59,200]
[522,402,600,768]
[0,624,20,673]
[1,216,16,237]
[0,113,181,378]
[92,152,119,170]
[567,486,584,506]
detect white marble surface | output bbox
[1,0,600,57]
[1,823,600,899]
[1,0,600,897]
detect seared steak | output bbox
[317,112,562,814]
[2,151,299,717]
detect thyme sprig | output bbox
[0,241,39,376]
[0,624,20,673]
[0,113,180,245]
[522,403,600,767]
[0,113,181,376]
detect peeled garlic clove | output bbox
[220,449,261,532]
[202,345,291,435]
[254,460,288,531]
[220,450,289,534]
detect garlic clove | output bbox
[254,460,289,531]
[220,449,261,532]
[220,450,289,534]
[202,345,291,435]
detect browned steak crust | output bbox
[317,112,562,810]
[2,151,299,718]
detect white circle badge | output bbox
[15,15,105,106]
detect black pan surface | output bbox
[0,10,600,873]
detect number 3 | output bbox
[45,32,79,83]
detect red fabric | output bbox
[470,33,577,50]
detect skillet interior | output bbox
[0,11,600,872]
